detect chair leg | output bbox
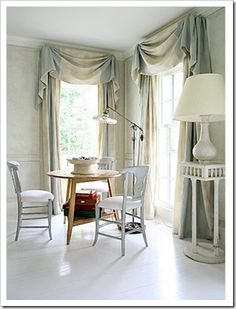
[15,200,22,241]
[141,208,148,247]
[48,200,52,240]
[92,205,100,246]
[121,210,126,256]
[15,219,21,241]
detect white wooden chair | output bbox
[7,161,54,241]
[78,157,116,195]
[92,165,149,256]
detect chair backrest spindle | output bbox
[98,157,115,170]
[7,161,22,194]
[122,166,149,202]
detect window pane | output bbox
[174,71,183,99]
[170,123,179,151]
[162,75,172,101]
[162,100,172,125]
[158,128,169,152]
[158,178,169,203]
[159,153,169,177]
[170,152,177,179]
[157,67,182,215]
[60,82,98,170]
[170,180,176,206]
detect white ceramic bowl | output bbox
[67,158,99,174]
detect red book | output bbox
[76,190,97,199]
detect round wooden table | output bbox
[48,169,120,244]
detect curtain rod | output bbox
[144,7,224,40]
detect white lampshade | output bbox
[174,73,225,122]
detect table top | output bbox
[48,169,120,180]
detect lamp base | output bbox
[184,241,225,264]
[125,222,142,234]
[193,120,216,161]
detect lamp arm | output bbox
[107,105,143,132]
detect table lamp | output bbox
[174,73,225,162]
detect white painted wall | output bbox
[7,46,42,211]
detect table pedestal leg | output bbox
[64,179,72,224]
[107,178,119,221]
[67,179,76,245]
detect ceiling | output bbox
[7,6,191,53]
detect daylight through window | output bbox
[156,66,183,221]
[59,82,98,169]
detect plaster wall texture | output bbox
[7,46,42,206]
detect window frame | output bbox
[156,64,183,213]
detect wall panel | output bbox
[7,46,42,202]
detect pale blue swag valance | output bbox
[132,14,211,81]
[131,14,213,238]
[38,45,119,214]
[38,45,119,105]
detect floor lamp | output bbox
[93,105,144,232]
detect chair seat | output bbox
[21,190,54,203]
[98,196,142,210]
[80,181,109,193]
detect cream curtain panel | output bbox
[132,21,181,219]
[131,15,212,230]
[38,46,119,214]
[97,82,117,159]
[139,75,158,219]
[40,78,62,215]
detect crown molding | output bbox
[7,35,124,60]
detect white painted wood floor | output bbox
[6,211,225,306]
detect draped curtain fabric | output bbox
[132,21,181,219]
[132,22,180,83]
[97,82,117,159]
[139,75,158,219]
[131,15,213,232]
[38,46,119,214]
[40,77,62,215]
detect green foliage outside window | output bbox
[59,82,98,169]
